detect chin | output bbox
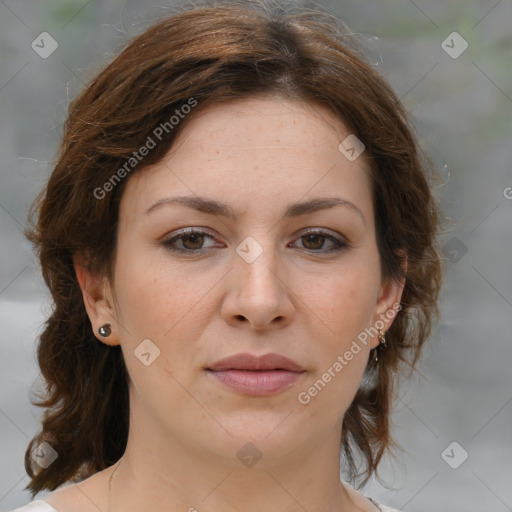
[195,411,314,463]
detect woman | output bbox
[12,1,442,511]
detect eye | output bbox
[291,229,348,253]
[161,227,349,255]
[161,228,221,253]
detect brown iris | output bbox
[302,234,325,250]
[180,233,205,250]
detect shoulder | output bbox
[10,485,95,512]
[13,466,113,512]
[8,501,57,512]
[366,497,403,512]
[342,482,401,512]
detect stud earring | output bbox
[98,323,112,337]
[373,329,387,362]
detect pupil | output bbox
[305,234,323,249]
[180,234,327,250]
[184,233,203,249]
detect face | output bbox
[80,95,404,466]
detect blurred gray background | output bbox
[1,0,511,511]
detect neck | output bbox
[104,387,372,512]
[106,433,365,512]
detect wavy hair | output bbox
[23,0,443,497]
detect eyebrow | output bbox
[145,195,366,226]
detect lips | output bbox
[206,353,305,396]
[207,353,304,372]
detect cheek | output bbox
[313,262,379,342]
[296,273,375,417]
[112,248,207,407]
[113,244,197,330]
[112,243,223,373]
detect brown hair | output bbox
[24,0,443,497]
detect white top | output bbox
[8,502,56,512]
[9,498,401,511]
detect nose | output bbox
[221,246,295,331]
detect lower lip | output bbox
[207,369,304,396]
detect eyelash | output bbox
[160,227,348,255]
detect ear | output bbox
[74,255,119,346]
[370,253,407,349]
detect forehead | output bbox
[170,95,353,157]
[120,95,374,223]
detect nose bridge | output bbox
[223,233,294,328]
[235,234,283,296]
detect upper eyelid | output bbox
[163,226,344,238]
[161,227,217,242]
[162,227,347,247]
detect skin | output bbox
[46,95,405,512]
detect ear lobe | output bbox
[74,255,119,346]
[371,253,408,347]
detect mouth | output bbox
[206,353,305,396]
